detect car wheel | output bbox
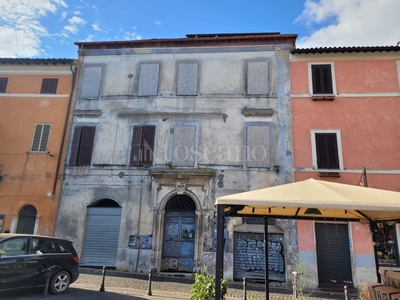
[50,270,71,294]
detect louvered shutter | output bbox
[322,66,333,93]
[142,126,155,165]
[31,125,43,152]
[70,126,82,165]
[39,125,51,152]
[130,126,143,165]
[0,78,8,93]
[312,65,332,94]
[41,79,58,94]
[77,126,95,165]
[316,133,339,169]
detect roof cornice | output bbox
[291,46,400,54]
[75,33,298,50]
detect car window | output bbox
[0,237,29,257]
[57,241,71,254]
[30,238,57,254]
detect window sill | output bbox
[319,171,340,178]
[312,95,335,101]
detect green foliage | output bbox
[293,255,311,300]
[189,267,228,300]
[357,283,370,300]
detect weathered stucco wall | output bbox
[55,43,295,282]
[290,51,400,289]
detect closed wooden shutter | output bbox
[40,79,58,94]
[315,133,339,169]
[77,126,95,165]
[142,126,155,165]
[0,78,8,93]
[312,65,332,94]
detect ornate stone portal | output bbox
[150,167,215,273]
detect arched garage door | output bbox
[80,199,122,267]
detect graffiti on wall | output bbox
[237,236,285,274]
[203,252,233,271]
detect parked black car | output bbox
[0,234,79,294]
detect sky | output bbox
[0,0,399,59]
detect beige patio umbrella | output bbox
[213,179,400,300]
[216,178,400,222]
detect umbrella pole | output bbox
[264,216,269,300]
[215,204,224,300]
[371,222,381,283]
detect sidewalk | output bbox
[75,267,356,300]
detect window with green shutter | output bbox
[31,124,52,152]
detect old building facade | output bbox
[0,58,76,236]
[55,33,297,281]
[290,46,400,289]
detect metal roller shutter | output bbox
[315,223,353,287]
[80,207,122,267]
[233,232,285,282]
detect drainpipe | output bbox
[51,61,77,234]
[135,170,144,273]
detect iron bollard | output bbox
[292,271,298,300]
[147,269,152,296]
[344,285,348,300]
[42,267,51,298]
[243,277,247,300]
[99,266,106,292]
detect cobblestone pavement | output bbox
[76,268,357,300]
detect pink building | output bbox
[290,46,400,290]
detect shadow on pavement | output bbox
[0,286,149,300]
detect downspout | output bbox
[51,61,77,234]
[135,170,144,273]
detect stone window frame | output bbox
[243,122,273,169]
[136,61,162,97]
[244,59,270,96]
[30,123,52,153]
[311,129,344,171]
[78,64,105,99]
[170,123,199,167]
[308,62,337,97]
[175,60,200,96]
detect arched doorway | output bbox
[80,199,122,267]
[16,205,37,234]
[161,194,196,272]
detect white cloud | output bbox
[63,16,86,35]
[296,0,400,48]
[85,34,94,42]
[0,0,67,57]
[154,21,161,26]
[91,22,106,33]
[124,31,142,40]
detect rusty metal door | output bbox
[162,212,195,272]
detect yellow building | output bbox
[0,58,76,236]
